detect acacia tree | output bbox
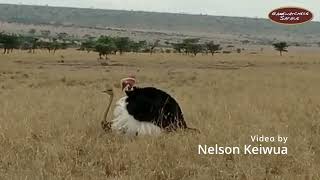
[0,33,20,54]
[28,29,36,36]
[83,34,93,39]
[52,39,67,54]
[80,35,96,53]
[205,41,221,56]
[113,37,131,55]
[40,30,51,37]
[80,40,95,53]
[189,43,203,56]
[37,39,66,54]
[273,42,289,56]
[171,38,205,56]
[130,40,147,53]
[38,41,52,53]
[94,36,116,59]
[20,36,38,53]
[57,32,69,40]
[172,43,184,53]
[183,38,202,56]
[149,39,160,54]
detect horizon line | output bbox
[0,3,319,23]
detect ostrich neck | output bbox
[103,93,114,122]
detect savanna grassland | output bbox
[0,48,320,180]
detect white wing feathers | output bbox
[111,97,161,136]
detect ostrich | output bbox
[101,76,199,136]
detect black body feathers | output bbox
[125,87,187,131]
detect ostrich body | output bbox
[101,77,198,136]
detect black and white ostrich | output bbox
[101,76,199,136]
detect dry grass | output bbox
[0,49,320,180]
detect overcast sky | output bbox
[0,0,319,21]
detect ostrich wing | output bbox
[125,87,187,129]
[125,89,159,123]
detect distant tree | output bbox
[57,32,68,40]
[205,41,221,56]
[130,40,147,53]
[293,42,300,47]
[51,39,67,54]
[20,36,38,53]
[113,37,131,54]
[30,38,39,53]
[183,38,200,45]
[83,34,93,40]
[40,41,53,53]
[94,36,116,59]
[172,38,206,55]
[189,43,203,56]
[37,39,66,54]
[37,41,51,53]
[28,28,36,36]
[273,42,289,56]
[80,40,95,53]
[172,43,184,53]
[241,40,250,45]
[149,39,160,54]
[0,33,20,54]
[182,38,201,55]
[40,30,51,37]
[317,42,320,47]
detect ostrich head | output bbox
[121,75,136,91]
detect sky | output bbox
[0,0,319,21]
